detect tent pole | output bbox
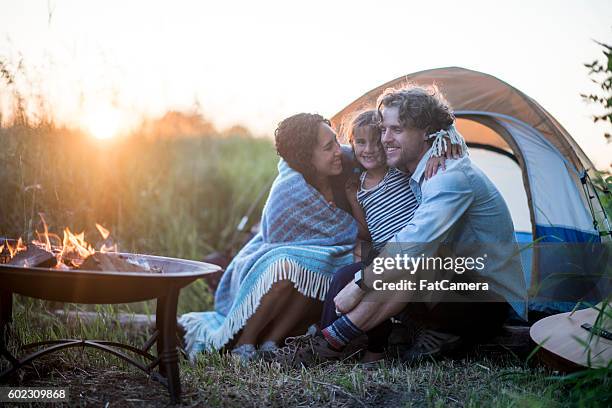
[580,171,612,237]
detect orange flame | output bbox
[27,214,118,268]
[97,222,117,253]
[100,242,118,253]
[4,238,27,258]
[32,213,61,253]
[0,238,27,264]
[96,223,110,240]
[58,227,96,266]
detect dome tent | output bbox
[331,67,611,315]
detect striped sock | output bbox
[321,315,363,351]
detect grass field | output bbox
[1,122,611,407]
[2,297,611,407]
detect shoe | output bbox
[231,344,257,362]
[359,350,386,365]
[399,328,461,364]
[270,325,345,368]
[388,321,420,346]
[256,340,279,361]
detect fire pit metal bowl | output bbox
[0,252,221,404]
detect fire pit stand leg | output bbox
[0,291,13,355]
[0,290,11,323]
[0,290,21,378]
[156,287,181,404]
[156,297,166,377]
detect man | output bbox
[280,85,527,366]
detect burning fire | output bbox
[96,223,118,253]
[54,227,97,268]
[0,238,27,259]
[1,215,118,269]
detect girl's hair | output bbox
[347,110,380,144]
[376,84,454,134]
[274,113,331,182]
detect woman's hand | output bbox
[426,135,465,179]
[334,281,366,314]
[440,136,462,160]
[449,142,461,159]
[425,155,447,179]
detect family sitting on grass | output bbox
[179,84,528,366]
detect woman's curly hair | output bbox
[377,84,454,134]
[274,113,331,182]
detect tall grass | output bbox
[0,124,276,256]
[0,122,278,313]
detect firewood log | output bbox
[78,252,147,273]
[6,245,56,268]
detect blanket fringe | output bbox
[181,258,331,360]
[428,124,468,158]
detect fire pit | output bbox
[0,247,221,404]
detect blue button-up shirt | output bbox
[388,149,528,319]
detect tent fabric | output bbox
[331,67,595,172]
[467,149,531,232]
[497,117,596,237]
[332,67,609,315]
[455,118,512,152]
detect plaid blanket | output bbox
[179,159,357,358]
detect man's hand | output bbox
[334,281,366,314]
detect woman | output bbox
[179,113,358,361]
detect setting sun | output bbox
[0,0,610,166]
[84,107,122,140]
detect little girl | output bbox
[321,110,460,363]
[345,111,420,255]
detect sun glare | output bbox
[84,107,122,140]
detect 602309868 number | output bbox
[0,387,69,402]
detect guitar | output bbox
[529,303,611,371]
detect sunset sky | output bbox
[1,0,611,168]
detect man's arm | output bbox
[335,167,475,312]
[368,168,475,283]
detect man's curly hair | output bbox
[274,113,331,182]
[377,84,454,134]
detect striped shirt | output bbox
[357,167,419,250]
